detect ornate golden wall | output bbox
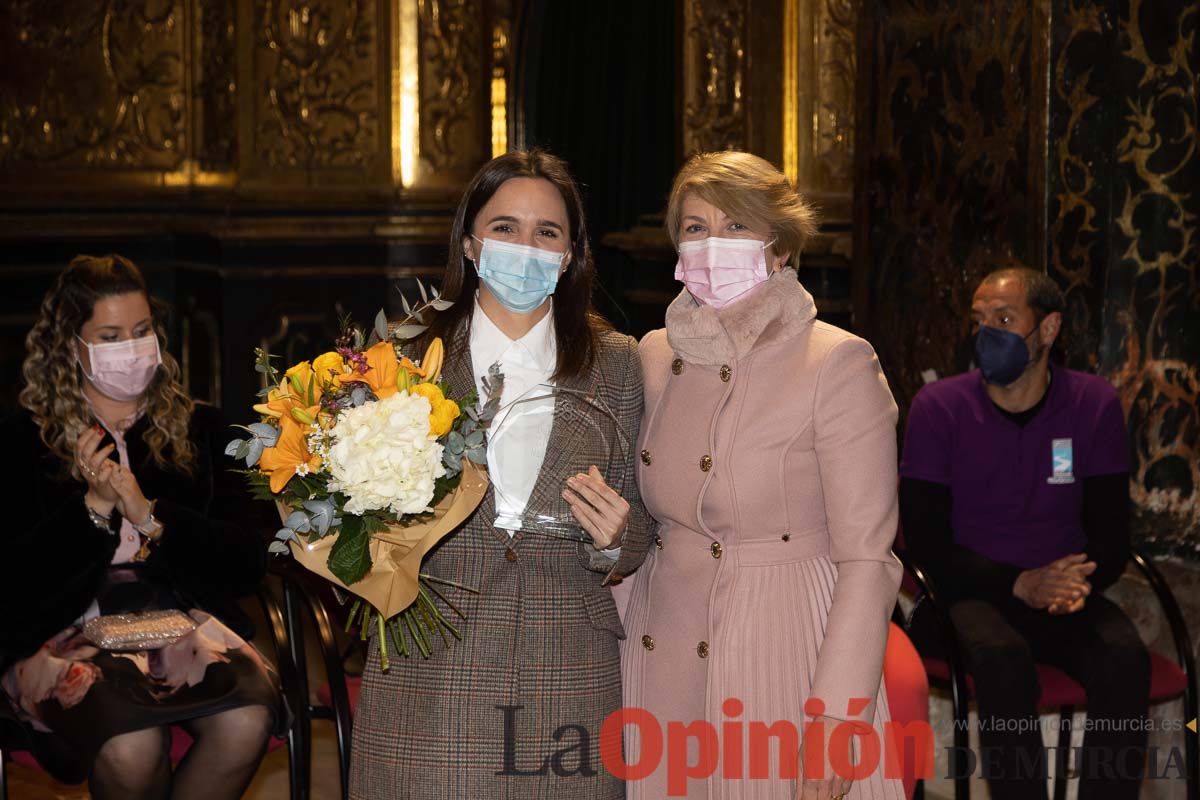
[857,0,1199,560]
[0,0,508,205]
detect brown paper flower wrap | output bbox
[278,457,486,617]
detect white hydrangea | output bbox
[324,391,446,516]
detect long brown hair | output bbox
[20,254,195,478]
[427,149,609,379]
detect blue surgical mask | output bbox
[471,236,566,314]
[974,325,1037,386]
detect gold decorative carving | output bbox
[785,0,856,196]
[195,0,237,172]
[0,0,187,170]
[1106,0,1199,536]
[814,0,855,189]
[418,0,482,169]
[682,0,747,155]
[254,0,381,171]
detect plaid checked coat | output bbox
[349,320,654,800]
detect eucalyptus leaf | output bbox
[247,422,279,443]
[391,324,428,339]
[351,386,369,407]
[467,447,488,464]
[224,439,243,457]
[285,510,312,533]
[303,499,338,536]
[235,441,251,461]
[245,438,264,467]
[275,528,298,542]
[443,448,459,469]
[374,309,389,342]
[465,429,484,448]
[268,541,290,554]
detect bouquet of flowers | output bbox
[226,287,501,668]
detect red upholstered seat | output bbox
[921,650,1187,708]
[316,676,362,714]
[883,621,930,799]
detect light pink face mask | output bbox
[674,236,776,309]
[75,334,162,402]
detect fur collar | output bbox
[665,268,817,365]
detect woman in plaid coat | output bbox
[349,150,654,799]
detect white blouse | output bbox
[469,300,557,535]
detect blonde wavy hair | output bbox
[665,150,818,266]
[19,254,195,478]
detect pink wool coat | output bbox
[614,270,906,799]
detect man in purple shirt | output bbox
[900,268,1149,800]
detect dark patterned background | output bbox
[858,0,1198,561]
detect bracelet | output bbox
[84,499,115,534]
[133,499,163,540]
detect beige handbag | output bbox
[82,610,197,651]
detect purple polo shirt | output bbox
[900,368,1129,569]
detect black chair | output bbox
[898,545,1198,800]
[272,559,359,800]
[0,583,308,800]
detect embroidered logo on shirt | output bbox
[1048,438,1075,484]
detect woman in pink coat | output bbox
[615,152,906,800]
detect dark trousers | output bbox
[910,593,1150,800]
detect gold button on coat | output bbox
[700,455,713,472]
[504,548,518,562]
[671,358,683,375]
[697,641,710,658]
[654,535,663,550]
[710,542,722,559]
[642,635,655,651]
[640,449,652,465]
[720,365,732,382]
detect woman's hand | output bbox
[796,715,853,800]
[562,465,629,550]
[107,463,152,526]
[75,426,118,513]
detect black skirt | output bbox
[1,567,280,784]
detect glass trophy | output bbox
[485,384,631,543]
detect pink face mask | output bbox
[75,334,162,402]
[674,236,776,309]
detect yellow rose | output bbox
[429,398,460,438]
[410,383,460,437]
[312,351,347,388]
[410,382,444,405]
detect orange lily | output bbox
[259,415,322,493]
[253,380,306,419]
[340,341,415,399]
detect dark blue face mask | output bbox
[974,325,1037,386]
